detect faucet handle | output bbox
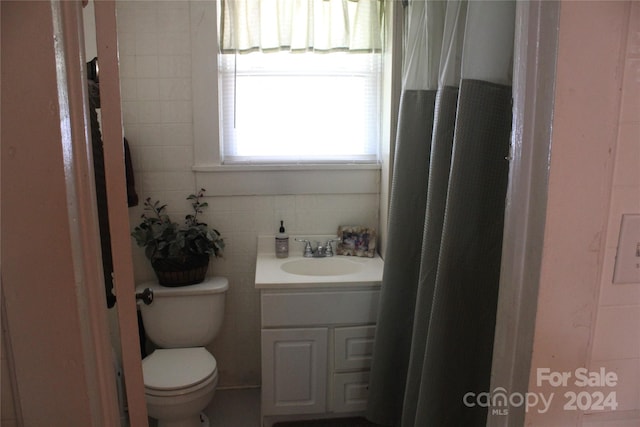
[295,238,314,257]
[324,238,342,257]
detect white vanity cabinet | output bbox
[260,287,380,426]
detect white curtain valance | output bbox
[219,0,383,53]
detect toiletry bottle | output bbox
[275,220,289,258]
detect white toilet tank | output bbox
[136,276,229,349]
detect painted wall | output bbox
[583,2,640,425]
[526,2,639,426]
[1,330,19,427]
[115,0,381,387]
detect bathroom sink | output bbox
[280,257,365,276]
[255,235,384,288]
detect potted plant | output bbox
[131,188,224,287]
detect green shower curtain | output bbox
[367,2,515,426]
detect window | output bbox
[217,0,384,165]
[219,51,382,164]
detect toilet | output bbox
[136,276,229,427]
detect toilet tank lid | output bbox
[143,347,217,391]
[137,276,229,296]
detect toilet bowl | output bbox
[143,347,218,427]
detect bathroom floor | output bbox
[145,387,261,427]
[146,388,379,427]
[206,387,262,427]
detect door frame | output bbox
[1,0,143,425]
[92,1,149,424]
[488,1,560,426]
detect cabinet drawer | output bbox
[332,372,370,413]
[261,290,380,327]
[334,325,375,371]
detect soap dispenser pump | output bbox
[275,220,289,258]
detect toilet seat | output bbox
[143,347,218,397]
[145,371,217,398]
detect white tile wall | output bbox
[117,1,380,387]
[591,1,640,416]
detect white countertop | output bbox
[255,235,384,289]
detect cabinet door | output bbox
[262,328,328,416]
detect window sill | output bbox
[193,163,381,196]
[193,163,381,172]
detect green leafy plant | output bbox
[131,189,224,264]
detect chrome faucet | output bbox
[295,238,341,258]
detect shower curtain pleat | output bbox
[367,1,514,425]
[401,85,458,425]
[366,89,437,426]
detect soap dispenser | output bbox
[275,220,289,258]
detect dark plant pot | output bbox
[151,255,210,287]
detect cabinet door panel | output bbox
[334,325,376,371]
[332,372,370,413]
[262,328,328,416]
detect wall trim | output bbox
[195,168,381,196]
